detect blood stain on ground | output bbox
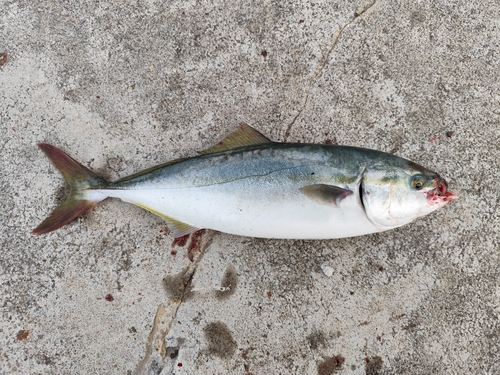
[187,230,205,261]
[16,330,29,341]
[171,234,189,248]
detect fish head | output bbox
[361,160,457,230]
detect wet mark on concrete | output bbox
[36,353,53,365]
[163,271,187,301]
[16,330,29,341]
[215,264,238,300]
[365,356,383,375]
[318,355,345,375]
[163,268,199,301]
[307,330,327,350]
[203,321,237,358]
[0,52,8,66]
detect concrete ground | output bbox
[1,0,499,374]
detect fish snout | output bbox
[427,175,457,204]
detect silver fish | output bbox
[32,123,457,239]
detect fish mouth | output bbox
[426,175,458,205]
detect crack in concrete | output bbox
[284,0,378,141]
[132,231,214,375]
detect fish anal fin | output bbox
[164,216,200,238]
[134,203,200,238]
[199,123,272,155]
[300,184,353,206]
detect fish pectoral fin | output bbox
[300,184,353,206]
[134,203,200,238]
[199,123,273,155]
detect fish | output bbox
[31,123,457,239]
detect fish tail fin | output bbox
[31,143,108,235]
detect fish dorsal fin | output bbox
[199,123,272,155]
[300,184,353,206]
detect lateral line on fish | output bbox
[108,165,316,190]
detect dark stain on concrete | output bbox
[318,355,345,375]
[0,52,8,66]
[166,338,185,360]
[203,321,237,358]
[365,356,383,375]
[307,330,327,350]
[166,346,179,359]
[162,270,186,300]
[215,264,238,300]
[36,353,53,365]
[16,330,29,341]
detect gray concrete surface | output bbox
[1,0,499,374]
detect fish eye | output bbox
[410,175,427,190]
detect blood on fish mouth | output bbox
[427,176,457,205]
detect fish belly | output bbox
[101,176,380,239]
